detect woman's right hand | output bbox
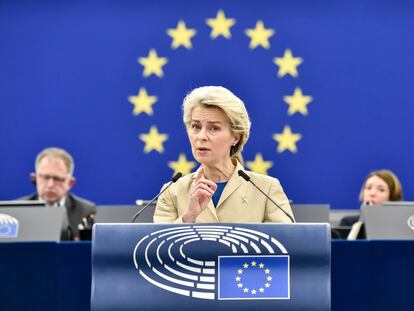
[182,166,217,223]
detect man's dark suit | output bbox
[21,193,96,240]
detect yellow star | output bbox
[284,87,313,116]
[251,289,257,295]
[273,126,302,153]
[246,153,273,175]
[138,49,168,78]
[259,263,264,269]
[235,276,241,282]
[128,87,157,116]
[265,283,270,288]
[237,269,243,274]
[243,288,249,293]
[245,21,275,49]
[168,153,196,176]
[243,263,249,268]
[167,20,196,49]
[259,288,265,293]
[267,276,272,281]
[139,126,168,153]
[237,283,243,288]
[206,10,235,39]
[251,261,257,267]
[273,49,303,78]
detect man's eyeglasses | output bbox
[36,173,68,184]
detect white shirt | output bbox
[38,196,66,208]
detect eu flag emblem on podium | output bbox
[218,255,289,300]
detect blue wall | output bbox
[1,0,413,208]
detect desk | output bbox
[332,241,414,311]
[0,242,91,311]
[0,241,412,311]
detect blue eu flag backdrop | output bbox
[219,255,289,300]
[1,1,414,208]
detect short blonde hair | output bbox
[182,86,251,163]
[359,169,403,202]
[35,147,75,176]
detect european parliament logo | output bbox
[0,213,19,238]
[133,225,290,301]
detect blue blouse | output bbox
[212,182,228,207]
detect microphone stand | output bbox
[238,170,295,223]
[130,172,182,223]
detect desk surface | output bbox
[0,241,413,311]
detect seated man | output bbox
[21,147,95,240]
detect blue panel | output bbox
[0,242,58,310]
[56,242,92,311]
[91,224,331,311]
[331,241,370,311]
[370,241,414,311]
[1,241,414,310]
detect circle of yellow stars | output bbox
[235,261,272,295]
[128,9,313,176]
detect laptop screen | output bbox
[95,203,156,224]
[291,204,330,223]
[362,202,414,240]
[0,205,65,241]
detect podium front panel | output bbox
[92,223,330,311]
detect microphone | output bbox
[130,172,183,223]
[238,170,295,223]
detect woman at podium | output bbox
[154,86,294,224]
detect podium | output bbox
[91,224,330,311]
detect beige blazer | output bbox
[154,161,294,224]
